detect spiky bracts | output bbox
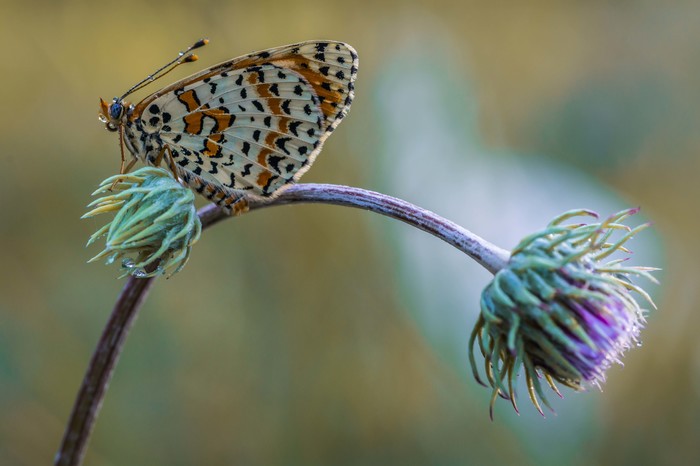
[469,209,657,418]
[84,167,201,278]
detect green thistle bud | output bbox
[469,208,657,418]
[83,167,202,278]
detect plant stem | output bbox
[54,274,156,466]
[203,183,510,274]
[55,183,509,465]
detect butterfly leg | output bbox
[152,146,167,167]
[118,126,127,173]
[153,145,185,184]
[165,146,180,181]
[123,156,138,173]
[110,127,139,190]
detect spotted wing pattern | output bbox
[132,41,357,200]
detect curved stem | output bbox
[54,275,156,466]
[55,183,509,466]
[203,183,510,274]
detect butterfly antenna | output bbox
[120,38,209,100]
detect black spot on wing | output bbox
[261,174,278,193]
[275,137,291,155]
[289,121,301,136]
[268,155,283,173]
[281,100,291,115]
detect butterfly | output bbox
[99,39,358,214]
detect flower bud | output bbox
[469,209,657,418]
[83,167,202,278]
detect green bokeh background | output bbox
[0,1,696,465]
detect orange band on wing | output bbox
[203,108,235,132]
[257,148,272,167]
[178,89,200,111]
[181,95,235,136]
[256,170,272,188]
[203,133,224,157]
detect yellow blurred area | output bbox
[0,0,698,465]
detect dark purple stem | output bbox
[54,274,156,466]
[55,183,508,466]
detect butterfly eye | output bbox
[109,99,124,120]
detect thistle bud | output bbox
[83,167,201,278]
[469,208,657,418]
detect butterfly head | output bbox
[99,97,130,132]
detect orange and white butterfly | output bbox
[99,39,358,214]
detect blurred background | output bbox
[0,0,696,464]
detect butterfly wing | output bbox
[133,41,357,197]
